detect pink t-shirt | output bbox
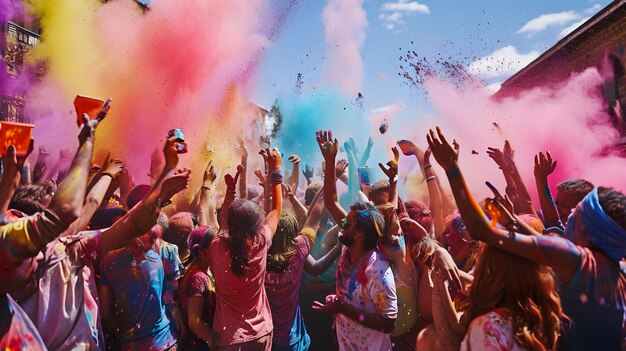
[265,235,311,345]
[209,225,273,346]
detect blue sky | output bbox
[251,0,611,120]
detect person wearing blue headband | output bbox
[428,127,626,351]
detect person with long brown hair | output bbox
[208,148,283,350]
[427,127,566,350]
[265,190,342,351]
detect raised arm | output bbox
[235,137,248,200]
[287,155,301,190]
[0,142,33,216]
[263,147,283,235]
[99,139,190,254]
[197,160,219,227]
[66,160,125,236]
[378,146,400,207]
[398,140,445,236]
[220,165,243,230]
[487,141,536,215]
[359,137,373,167]
[284,183,307,227]
[534,151,560,226]
[316,130,347,224]
[49,110,109,225]
[428,127,581,282]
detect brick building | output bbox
[498,0,626,136]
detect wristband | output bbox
[423,164,432,170]
[201,185,211,191]
[426,176,436,182]
[270,169,284,184]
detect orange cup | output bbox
[0,121,34,156]
[74,95,105,126]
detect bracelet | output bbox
[423,164,432,169]
[201,185,211,191]
[426,176,436,182]
[270,169,283,184]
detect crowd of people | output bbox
[0,101,625,351]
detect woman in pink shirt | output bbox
[209,148,283,351]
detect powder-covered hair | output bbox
[350,201,385,251]
[266,210,299,274]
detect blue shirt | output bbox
[100,247,176,351]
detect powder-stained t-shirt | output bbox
[100,247,177,351]
[0,209,66,282]
[179,266,216,351]
[265,234,312,346]
[335,248,397,351]
[19,231,102,351]
[209,225,273,346]
[0,294,47,351]
[560,247,626,351]
[460,308,526,351]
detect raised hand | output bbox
[288,155,300,166]
[379,146,399,181]
[225,165,244,190]
[335,159,348,178]
[486,146,508,170]
[282,183,295,201]
[2,145,22,186]
[266,147,282,170]
[160,168,192,203]
[503,140,514,165]
[397,139,419,156]
[163,138,179,171]
[203,160,217,187]
[235,137,248,157]
[315,130,338,162]
[253,168,266,186]
[534,151,557,179]
[302,164,314,184]
[426,127,459,172]
[485,181,516,228]
[103,159,125,178]
[78,98,111,145]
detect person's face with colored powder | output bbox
[445,218,474,266]
[339,211,360,248]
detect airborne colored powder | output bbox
[322,0,367,95]
[24,0,275,183]
[401,67,626,200]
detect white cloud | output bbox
[380,0,429,31]
[382,0,430,14]
[517,11,580,34]
[559,17,589,38]
[584,3,603,14]
[468,46,540,80]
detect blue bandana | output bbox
[579,187,626,261]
